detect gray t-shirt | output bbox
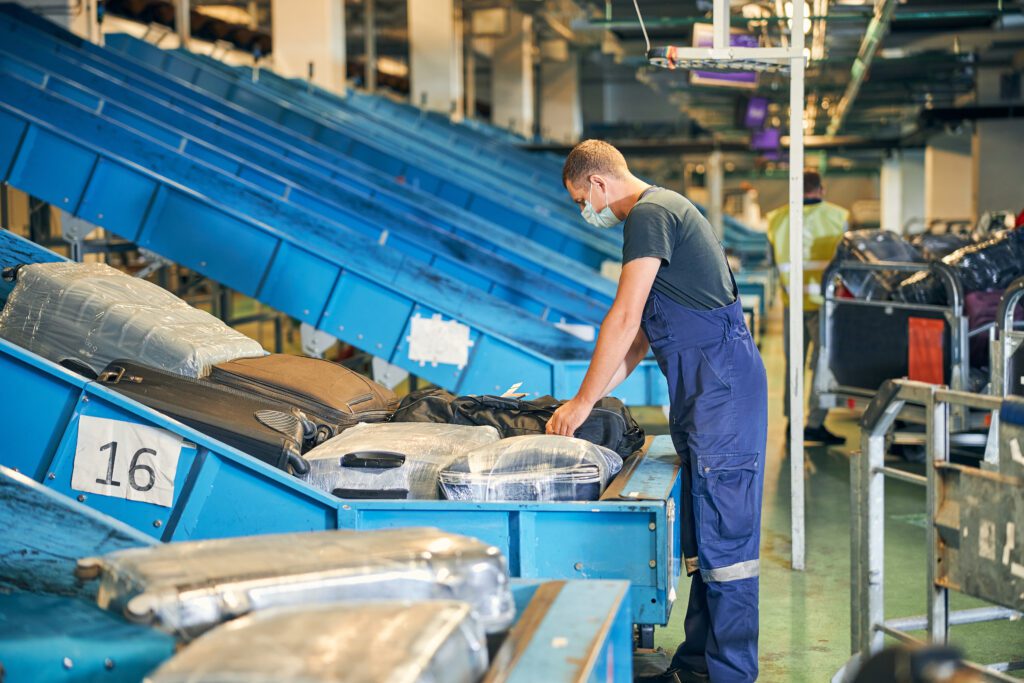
[622,187,736,311]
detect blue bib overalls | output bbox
[641,285,768,682]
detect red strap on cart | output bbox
[907,317,945,385]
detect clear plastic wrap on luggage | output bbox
[439,434,624,502]
[303,423,502,499]
[76,527,515,638]
[898,229,1024,305]
[145,601,488,683]
[0,262,265,377]
[827,229,925,300]
[910,232,973,261]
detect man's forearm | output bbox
[599,330,650,398]
[576,308,640,405]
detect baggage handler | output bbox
[548,140,768,683]
[766,170,849,445]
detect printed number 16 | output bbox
[95,441,157,492]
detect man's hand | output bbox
[546,397,595,437]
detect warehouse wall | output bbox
[925,133,973,224]
[881,151,925,233]
[973,120,1024,216]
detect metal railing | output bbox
[843,379,1024,681]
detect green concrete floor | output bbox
[642,306,1024,681]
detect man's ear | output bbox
[589,174,606,192]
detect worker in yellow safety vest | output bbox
[766,170,849,445]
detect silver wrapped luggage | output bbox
[0,262,264,377]
[439,434,624,502]
[303,422,501,499]
[76,527,515,638]
[145,601,488,683]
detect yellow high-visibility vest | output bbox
[766,200,849,311]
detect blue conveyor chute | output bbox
[0,8,669,404]
[0,230,679,632]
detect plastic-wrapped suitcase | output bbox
[911,232,972,261]
[0,262,264,377]
[827,229,925,301]
[303,422,501,499]
[209,354,398,447]
[76,527,515,639]
[898,229,1024,304]
[439,435,624,502]
[145,601,488,683]
[97,361,308,475]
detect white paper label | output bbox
[406,314,474,368]
[71,415,184,508]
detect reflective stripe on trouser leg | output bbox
[701,559,760,583]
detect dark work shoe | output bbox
[636,669,710,683]
[804,425,845,445]
[635,671,681,683]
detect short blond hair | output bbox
[562,139,629,188]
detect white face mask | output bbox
[582,182,621,229]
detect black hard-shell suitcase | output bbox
[98,361,308,475]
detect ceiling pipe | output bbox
[570,8,1021,32]
[825,0,898,137]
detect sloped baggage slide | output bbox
[0,231,680,630]
[0,467,633,682]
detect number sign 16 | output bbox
[71,415,184,508]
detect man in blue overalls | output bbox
[548,140,768,683]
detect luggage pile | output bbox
[828,229,925,300]
[0,260,643,499]
[825,227,1024,375]
[827,227,1024,307]
[77,527,514,682]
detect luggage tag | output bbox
[499,382,528,399]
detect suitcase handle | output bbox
[97,365,143,385]
[340,451,406,469]
[332,487,410,500]
[288,452,310,476]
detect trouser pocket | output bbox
[696,452,759,541]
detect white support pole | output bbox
[409,0,464,119]
[175,0,190,50]
[364,0,377,93]
[464,15,476,118]
[491,9,535,138]
[788,0,807,572]
[271,0,347,95]
[712,0,730,49]
[708,149,725,240]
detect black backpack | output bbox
[391,390,645,459]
